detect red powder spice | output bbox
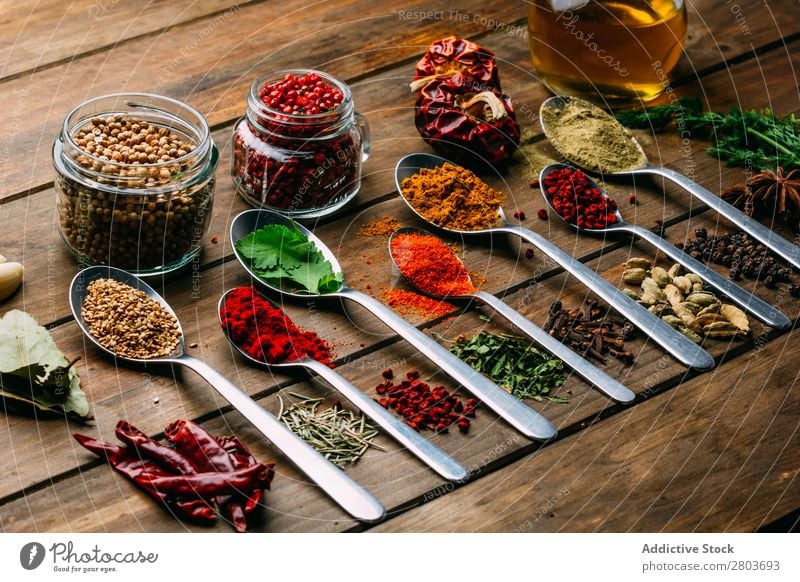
[384,289,455,317]
[220,287,333,366]
[390,232,476,297]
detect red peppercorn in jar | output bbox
[232,70,370,217]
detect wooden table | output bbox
[1,0,798,533]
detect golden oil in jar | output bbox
[528,0,687,105]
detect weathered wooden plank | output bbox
[368,327,800,532]
[0,0,247,81]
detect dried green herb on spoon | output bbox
[278,394,384,465]
[449,331,567,403]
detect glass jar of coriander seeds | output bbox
[53,93,218,276]
[232,69,370,218]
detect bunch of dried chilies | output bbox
[411,37,520,165]
[74,420,275,532]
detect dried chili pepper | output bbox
[115,421,197,475]
[414,73,520,166]
[74,420,275,532]
[73,433,217,524]
[165,419,257,532]
[412,36,501,91]
[134,464,270,498]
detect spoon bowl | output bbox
[387,226,478,300]
[394,152,715,371]
[230,208,558,441]
[217,287,469,482]
[394,153,509,234]
[69,266,386,523]
[70,266,185,364]
[538,163,790,330]
[231,209,345,299]
[387,227,635,403]
[539,95,800,272]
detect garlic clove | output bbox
[0,261,24,301]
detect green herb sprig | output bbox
[615,98,800,171]
[449,332,568,403]
[614,96,702,130]
[235,222,344,294]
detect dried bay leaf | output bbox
[0,310,90,419]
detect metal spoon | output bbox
[230,209,557,442]
[539,163,791,330]
[388,227,636,404]
[539,95,800,272]
[69,266,385,523]
[217,287,469,482]
[394,152,714,372]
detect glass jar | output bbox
[53,93,218,276]
[528,1,687,106]
[232,69,370,218]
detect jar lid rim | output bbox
[61,92,212,170]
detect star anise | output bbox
[721,167,800,229]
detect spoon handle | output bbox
[176,354,385,523]
[473,291,636,403]
[641,164,800,272]
[501,224,715,371]
[627,224,791,329]
[337,286,557,441]
[303,359,469,482]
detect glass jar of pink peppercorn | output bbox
[232,69,371,218]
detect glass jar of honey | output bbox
[528,1,687,106]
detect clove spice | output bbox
[544,298,636,365]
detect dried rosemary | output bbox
[277,393,384,465]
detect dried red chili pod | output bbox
[165,419,251,532]
[73,433,217,524]
[115,421,198,475]
[414,73,520,166]
[134,464,271,498]
[412,36,501,92]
